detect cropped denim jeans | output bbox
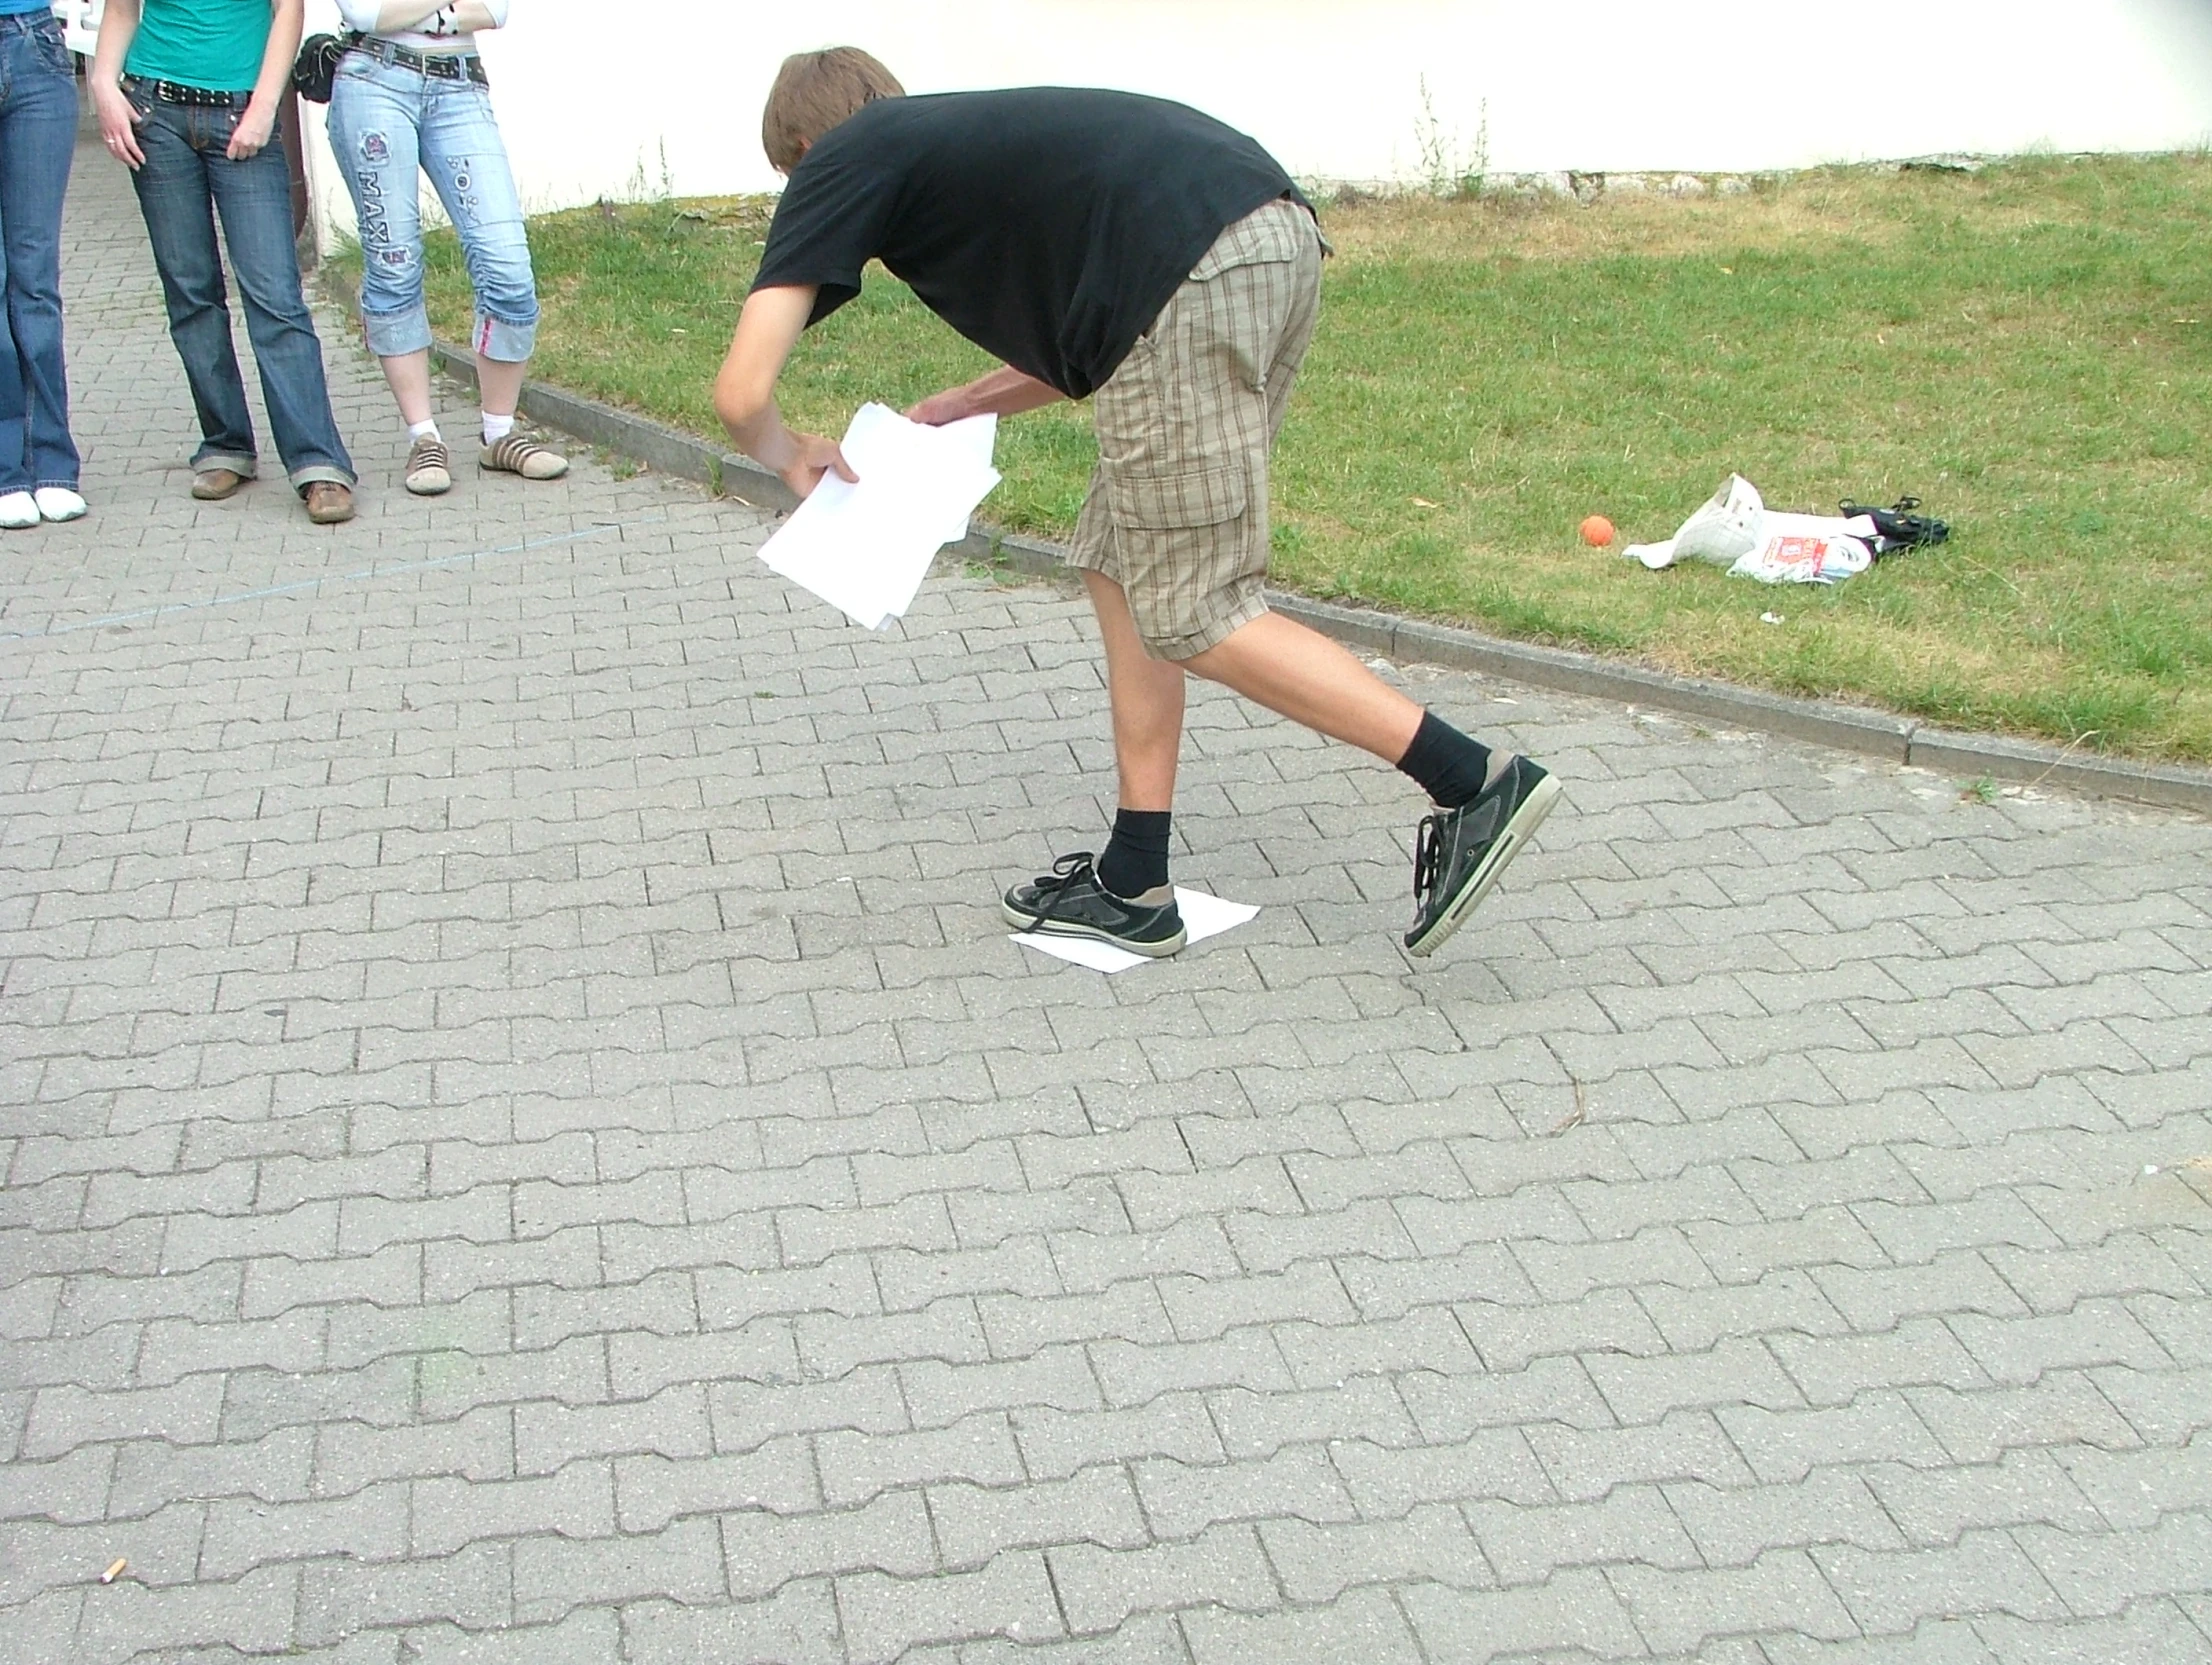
[325,51,539,362]
[0,10,80,495]
[125,82,355,491]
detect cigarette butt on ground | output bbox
[101,1559,126,1585]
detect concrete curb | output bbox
[412,329,2212,819]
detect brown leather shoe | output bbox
[191,468,246,501]
[303,482,355,525]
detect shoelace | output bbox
[1028,851,1101,928]
[489,435,552,468]
[1410,813,1447,918]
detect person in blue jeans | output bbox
[0,1,85,531]
[326,2,565,496]
[91,0,357,524]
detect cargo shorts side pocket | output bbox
[1111,464,1249,534]
[1102,462,1260,655]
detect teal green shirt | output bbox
[124,0,272,93]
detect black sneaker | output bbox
[1404,755,1562,957]
[1001,852,1187,957]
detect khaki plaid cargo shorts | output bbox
[1067,196,1325,660]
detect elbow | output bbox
[713,377,767,447]
[714,346,782,445]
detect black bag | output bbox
[290,32,357,104]
[1840,495,1950,558]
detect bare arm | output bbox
[228,0,303,160]
[908,365,1067,426]
[89,0,145,167]
[714,285,859,499]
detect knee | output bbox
[464,236,538,323]
[358,238,426,309]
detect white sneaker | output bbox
[0,491,38,530]
[34,487,87,523]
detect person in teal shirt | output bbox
[92,0,358,522]
[118,0,273,93]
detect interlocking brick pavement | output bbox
[3,129,2210,1665]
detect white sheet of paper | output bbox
[940,413,996,544]
[1012,887,1260,973]
[757,404,1000,630]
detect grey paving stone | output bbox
[1815,1528,2072,1634]
[838,1549,1065,1662]
[1610,1547,1859,1654]
[69,1563,301,1665]
[297,1541,511,1647]
[1399,1567,1647,1664]
[928,1465,1150,1569]
[1047,1524,1277,1636]
[1181,1583,1426,1665]
[722,1489,937,1598]
[620,1583,844,1665]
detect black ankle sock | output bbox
[1396,710,1494,808]
[1097,808,1171,898]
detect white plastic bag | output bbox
[1626,473,1764,571]
[1625,475,1877,585]
[1727,509,1876,585]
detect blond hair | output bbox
[761,47,905,173]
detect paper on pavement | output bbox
[1012,888,1260,973]
[757,403,999,630]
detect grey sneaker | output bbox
[404,433,452,496]
[479,432,568,480]
[1404,755,1561,957]
[1001,853,1186,957]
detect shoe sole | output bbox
[405,474,452,496]
[1000,898,1187,957]
[1404,772,1563,958]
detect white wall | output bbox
[300,0,2212,250]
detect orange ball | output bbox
[1579,514,1616,547]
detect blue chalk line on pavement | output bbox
[0,514,670,646]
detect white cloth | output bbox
[334,0,508,51]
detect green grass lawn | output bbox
[359,157,2212,762]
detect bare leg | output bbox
[378,349,435,427]
[1183,610,1424,763]
[477,355,527,425]
[1082,570,1185,812]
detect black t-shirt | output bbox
[751,88,1310,400]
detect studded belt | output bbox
[135,78,245,107]
[346,38,489,85]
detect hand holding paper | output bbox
[756,403,1000,630]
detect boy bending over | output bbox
[716,49,1559,958]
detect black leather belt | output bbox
[347,38,489,85]
[136,78,245,107]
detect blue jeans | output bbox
[124,81,355,490]
[0,11,80,495]
[325,51,538,362]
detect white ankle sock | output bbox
[481,411,516,445]
[408,419,441,442]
